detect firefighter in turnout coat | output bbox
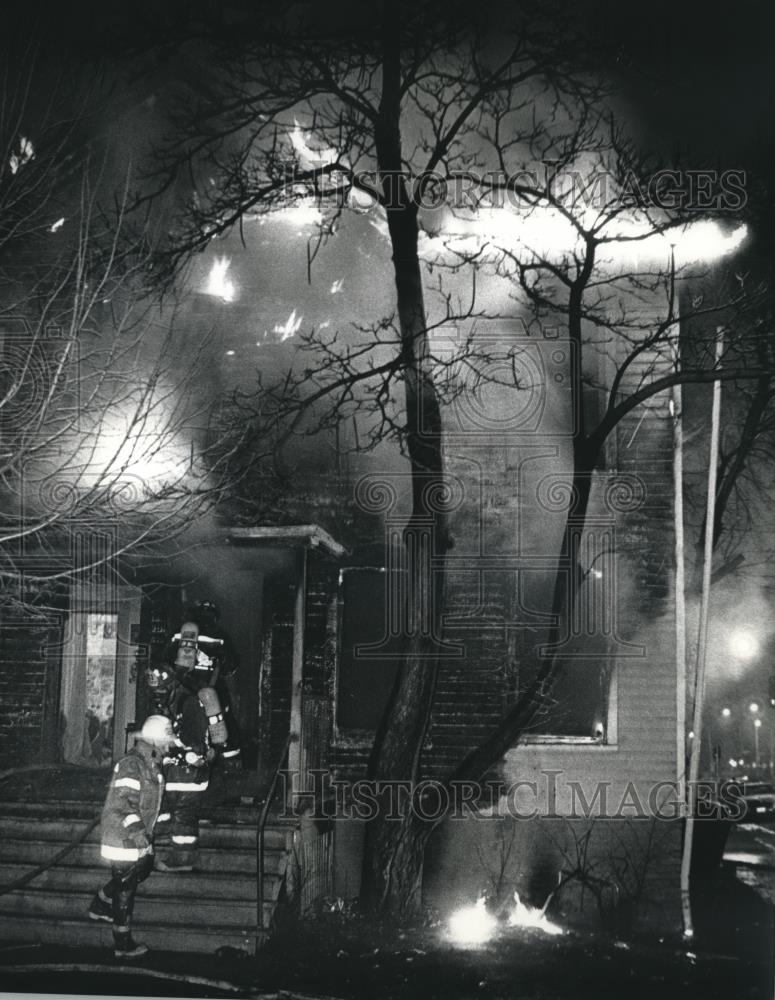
[154,675,213,872]
[162,600,242,768]
[88,715,176,959]
[146,601,241,871]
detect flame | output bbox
[507,892,563,936]
[415,208,746,271]
[204,257,236,302]
[80,399,191,490]
[9,136,34,175]
[447,896,497,947]
[290,118,338,168]
[638,219,747,266]
[277,200,323,228]
[273,308,303,341]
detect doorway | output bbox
[60,612,118,765]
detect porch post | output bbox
[287,546,307,798]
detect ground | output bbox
[0,867,771,999]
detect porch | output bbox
[0,522,347,953]
[0,763,295,953]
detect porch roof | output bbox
[226,524,347,558]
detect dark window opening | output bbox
[336,567,401,735]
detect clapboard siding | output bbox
[502,323,679,812]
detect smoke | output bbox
[688,576,775,693]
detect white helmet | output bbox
[139,715,175,747]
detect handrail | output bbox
[256,734,292,950]
[0,815,101,897]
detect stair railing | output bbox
[256,734,292,950]
[0,815,101,897]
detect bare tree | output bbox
[680,264,775,588]
[122,0,602,916]
[120,2,768,919]
[0,54,247,621]
[428,104,764,782]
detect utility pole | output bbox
[680,327,724,940]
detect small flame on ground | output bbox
[447,896,496,947]
[507,892,563,936]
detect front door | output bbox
[60,611,119,765]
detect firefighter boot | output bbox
[111,867,148,958]
[113,934,149,959]
[88,888,113,923]
[222,747,243,773]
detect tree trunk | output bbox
[359,8,450,918]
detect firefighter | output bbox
[145,662,212,872]
[163,600,242,769]
[88,715,176,959]
[144,601,242,871]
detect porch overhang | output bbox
[226,524,347,559]
[225,524,345,799]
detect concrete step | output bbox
[0,799,297,954]
[0,886,276,928]
[0,817,292,851]
[0,796,287,826]
[0,862,284,900]
[0,911,266,954]
[0,800,100,820]
[0,839,287,876]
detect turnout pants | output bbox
[217,678,242,768]
[157,761,209,867]
[98,854,153,940]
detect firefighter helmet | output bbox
[195,600,219,621]
[146,665,174,694]
[139,715,176,747]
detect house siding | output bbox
[0,617,62,765]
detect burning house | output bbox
[0,223,748,949]
[0,2,762,956]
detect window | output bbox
[335,568,401,737]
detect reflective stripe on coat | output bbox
[100,744,164,864]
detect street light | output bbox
[750,702,760,715]
[754,717,763,766]
[728,629,760,661]
[718,708,734,777]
